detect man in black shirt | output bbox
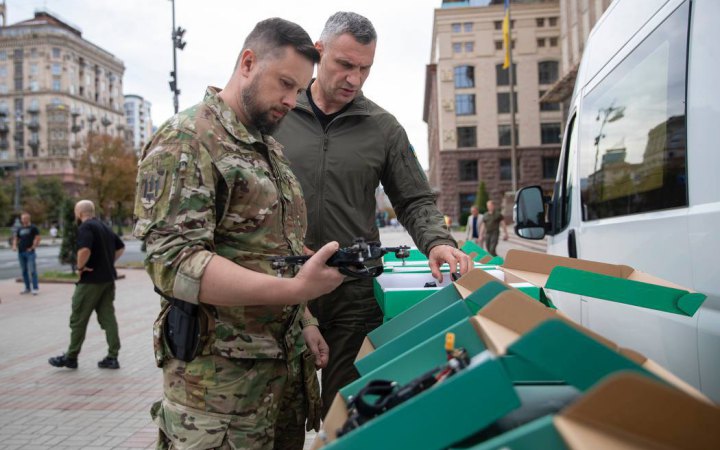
[12,212,41,295]
[49,200,125,370]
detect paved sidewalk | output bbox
[0,269,161,450]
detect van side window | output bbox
[578,2,689,221]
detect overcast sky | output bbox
[6,0,444,168]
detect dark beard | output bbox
[241,77,287,135]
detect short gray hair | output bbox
[319,12,377,45]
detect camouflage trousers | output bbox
[152,352,313,450]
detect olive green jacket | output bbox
[274,89,455,254]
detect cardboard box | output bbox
[314,358,521,450]
[372,271,455,320]
[368,268,540,346]
[501,250,706,317]
[464,372,720,450]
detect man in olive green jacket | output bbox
[274,11,472,417]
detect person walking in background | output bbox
[274,11,472,419]
[12,212,41,295]
[479,200,509,257]
[464,205,481,244]
[50,224,59,244]
[49,200,125,370]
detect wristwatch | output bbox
[300,316,320,329]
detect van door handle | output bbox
[568,229,578,258]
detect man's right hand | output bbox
[294,241,344,301]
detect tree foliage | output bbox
[474,181,490,213]
[78,133,138,223]
[59,198,78,271]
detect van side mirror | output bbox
[515,185,547,240]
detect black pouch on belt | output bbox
[155,287,200,362]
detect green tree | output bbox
[0,179,10,226]
[59,199,78,272]
[34,177,67,226]
[474,181,489,213]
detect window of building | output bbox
[579,1,689,220]
[52,47,61,58]
[464,42,474,53]
[463,22,473,32]
[496,63,517,86]
[452,42,462,53]
[51,97,61,105]
[538,61,559,85]
[14,77,22,91]
[537,38,546,48]
[452,22,461,33]
[455,94,476,116]
[457,126,477,148]
[495,40,503,50]
[494,20,503,30]
[29,63,38,75]
[541,123,562,144]
[536,18,545,27]
[0,83,7,94]
[52,77,61,91]
[30,48,37,58]
[51,63,61,75]
[549,17,558,27]
[0,66,5,78]
[454,65,475,88]
[459,192,476,223]
[499,158,512,180]
[497,92,518,114]
[549,37,558,47]
[539,91,561,111]
[498,125,518,146]
[0,51,6,61]
[542,156,560,179]
[458,159,478,182]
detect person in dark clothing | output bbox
[12,212,41,295]
[479,200,509,257]
[49,200,125,370]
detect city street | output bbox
[0,228,544,449]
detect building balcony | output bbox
[29,137,40,149]
[87,114,97,123]
[27,119,40,130]
[27,104,40,114]
[71,124,82,133]
[0,122,8,133]
[101,116,112,127]
[0,140,8,150]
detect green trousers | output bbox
[67,282,121,359]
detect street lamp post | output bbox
[169,0,186,114]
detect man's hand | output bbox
[428,244,472,283]
[302,325,329,369]
[294,241,344,301]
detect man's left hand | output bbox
[428,244,472,283]
[302,324,329,369]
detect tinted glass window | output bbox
[495,63,517,86]
[458,160,478,181]
[454,66,475,88]
[541,123,562,144]
[457,126,477,148]
[538,61,559,85]
[579,2,689,221]
[497,92,518,114]
[455,94,476,116]
[498,125,518,146]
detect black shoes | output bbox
[48,354,78,369]
[97,356,120,369]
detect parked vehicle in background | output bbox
[515,0,720,403]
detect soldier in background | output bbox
[133,18,343,450]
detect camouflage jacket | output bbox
[273,87,456,255]
[133,87,308,360]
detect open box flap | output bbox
[355,337,375,362]
[546,266,705,317]
[554,373,720,450]
[502,250,632,286]
[454,268,503,299]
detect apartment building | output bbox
[425,0,562,224]
[0,9,125,195]
[124,94,152,154]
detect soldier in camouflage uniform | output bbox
[133,18,344,450]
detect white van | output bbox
[515,0,720,403]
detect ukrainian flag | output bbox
[502,0,511,69]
